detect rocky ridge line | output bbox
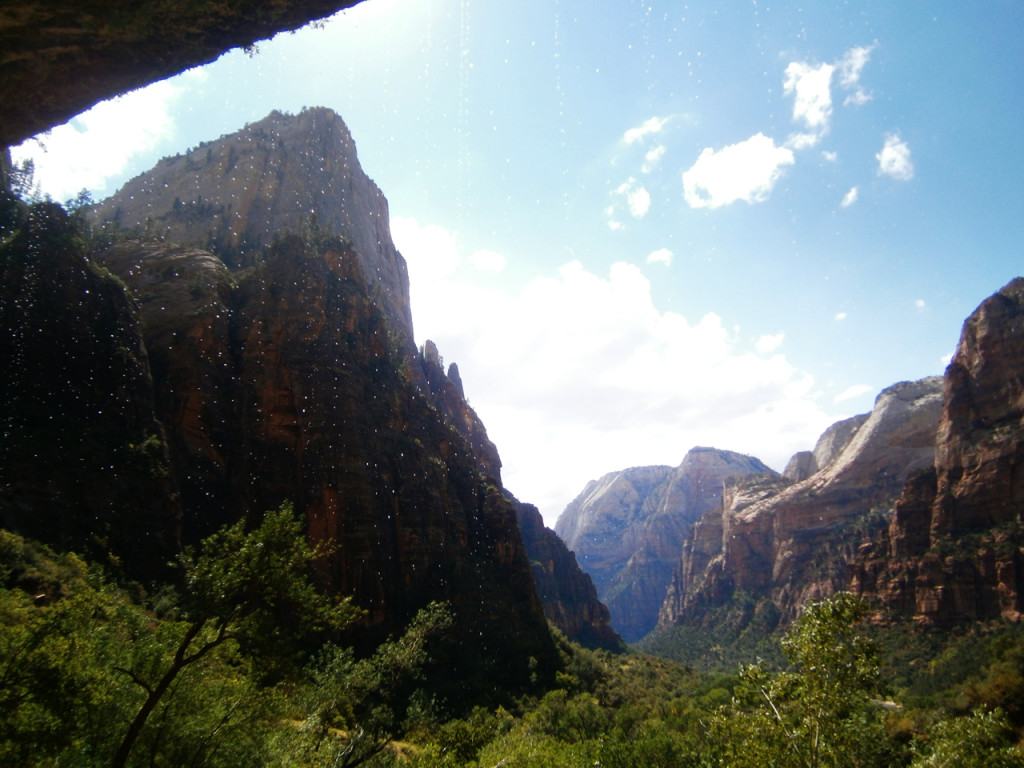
[555,447,773,642]
[658,376,944,630]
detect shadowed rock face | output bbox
[0,0,367,147]
[661,377,943,629]
[1,217,559,686]
[515,500,622,651]
[0,110,574,694]
[852,279,1024,625]
[0,203,179,579]
[0,108,627,690]
[555,447,773,642]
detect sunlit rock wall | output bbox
[662,377,943,628]
[555,447,774,642]
[852,279,1024,625]
[90,108,413,340]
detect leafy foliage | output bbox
[300,601,453,767]
[910,709,1020,768]
[0,508,449,767]
[110,504,358,768]
[3,526,1024,768]
[719,592,897,768]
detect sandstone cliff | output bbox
[0,202,179,579]
[660,377,943,629]
[90,108,413,339]
[0,110,581,695]
[851,278,1024,625]
[515,500,623,651]
[555,447,773,641]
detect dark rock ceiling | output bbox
[0,0,367,148]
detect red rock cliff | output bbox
[1,112,573,693]
[852,278,1024,624]
[661,377,943,629]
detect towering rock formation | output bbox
[0,108,588,694]
[852,279,1024,624]
[91,108,413,338]
[555,448,773,641]
[660,377,944,630]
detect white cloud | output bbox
[470,249,506,272]
[9,75,201,200]
[822,150,839,162]
[784,61,834,136]
[682,133,795,209]
[876,133,914,181]
[834,384,873,403]
[642,144,666,173]
[781,46,873,149]
[835,312,848,321]
[786,132,823,151]
[393,220,838,524]
[646,248,673,267]
[624,116,669,144]
[914,298,926,310]
[391,216,461,278]
[838,44,876,106]
[841,186,859,207]
[612,178,652,219]
[628,187,651,218]
[604,205,624,230]
[755,332,785,355]
[940,352,954,367]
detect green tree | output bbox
[0,542,135,765]
[526,689,609,743]
[7,158,41,201]
[111,503,357,768]
[910,709,1022,768]
[300,601,453,768]
[719,592,895,768]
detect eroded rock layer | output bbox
[660,377,944,629]
[852,278,1024,624]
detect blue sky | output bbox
[13,0,1024,525]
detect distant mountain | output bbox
[647,280,1024,663]
[659,377,943,632]
[554,448,773,641]
[0,108,618,701]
